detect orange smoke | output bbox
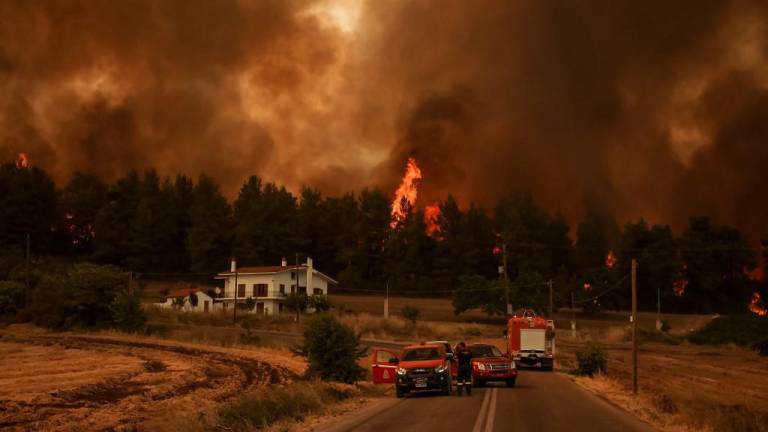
[16,152,29,168]
[390,157,422,228]
[748,292,767,316]
[425,203,441,236]
[605,250,617,268]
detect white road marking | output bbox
[484,388,498,432]
[472,387,492,432]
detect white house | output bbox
[214,257,336,316]
[157,287,221,313]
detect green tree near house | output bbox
[294,313,366,383]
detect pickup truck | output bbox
[371,343,453,397]
[468,343,517,387]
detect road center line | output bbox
[484,388,498,432]
[472,387,492,432]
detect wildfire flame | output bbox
[492,246,502,255]
[673,279,688,297]
[16,152,29,168]
[425,203,441,236]
[605,250,617,268]
[748,292,767,316]
[583,282,592,291]
[390,157,422,228]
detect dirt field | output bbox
[0,326,302,431]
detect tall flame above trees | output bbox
[390,157,422,228]
[605,250,617,268]
[16,152,29,168]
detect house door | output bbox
[204,301,210,313]
[256,302,265,315]
[371,348,399,384]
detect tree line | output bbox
[0,161,766,315]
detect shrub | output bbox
[0,281,25,317]
[293,313,366,383]
[688,315,768,347]
[284,293,309,322]
[27,263,126,329]
[575,342,607,376]
[111,289,147,332]
[310,294,331,312]
[216,381,358,431]
[401,305,420,326]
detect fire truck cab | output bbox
[507,309,555,370]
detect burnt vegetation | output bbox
[0,161,766,324]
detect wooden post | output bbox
[25,233,30,307]
[631,258,638,394]
[384,282,389,318]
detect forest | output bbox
[1,160,766,316]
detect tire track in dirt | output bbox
[0,334,297,431]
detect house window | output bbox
[291,272,296,280]
[237,284,245,297]
[279,284,285,295]
[313,288,323,295]
[298,286,307,295]
[256,284,268,297]
[291,284,296,294]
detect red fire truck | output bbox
[507,309,555,370]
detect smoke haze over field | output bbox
[1,0,767,239]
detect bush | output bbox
[293,313,366,383]
[575,342,607,376]
[216,381,358,431]
[310,294,331,312]
[284,293,308,321]
[401,305,420,326]
[688,315,768,347]
[0,281,25,317]
[27,263,126,329]
[111,289,147,332]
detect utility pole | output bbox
[631,258,638,395]
[24,233,30,307]
[570,291,576,338]
[548,279,554,318]
[384,282,389,318]
[502,243,510,315]
[233,261,239,324]
[656,283,661,331]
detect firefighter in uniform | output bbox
[455,341,472,396]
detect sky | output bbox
[1,0,767,240]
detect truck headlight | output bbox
[396,367,407,375]
[434,364,448,374]
[475,363,486,371]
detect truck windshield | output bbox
[469,345,503,357]
[402,348,441,361]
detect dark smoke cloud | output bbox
[1,0,767,240]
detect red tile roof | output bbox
[223,265,303,274]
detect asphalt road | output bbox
[318,371,651,432]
